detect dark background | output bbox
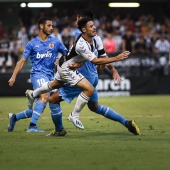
[0,0,170,96]
[0,0,170,29]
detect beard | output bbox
[42,28,51,36]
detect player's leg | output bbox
[32,77,64,97]
[87,90,140,135]
[27,75,50,132]
[47,87,79,136]
[47,101,67,137]
[8,109,33,132]
[69,77,94,129]
[55,67,94,129]
[27,97,47,132]
[25,78,64,109]
[88,90,127,125]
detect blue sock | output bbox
[49,103,63,132]
[15,109,33,121]
[95,104,127,126]
[30,101,46,125]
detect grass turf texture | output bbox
[0,95,170,170]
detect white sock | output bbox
[33,82,52,97]
[71,92,90,117]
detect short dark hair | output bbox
[78,17,92,33]
[77,9,94,20]
[37,17,52,29]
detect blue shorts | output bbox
[30,73,54,90]
[58,76,99,103]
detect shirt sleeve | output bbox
[22,42,32,59]
[58,41,68,55]
[94,35,106,56]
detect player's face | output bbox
[42,20,53,35]
[85,21,96,37]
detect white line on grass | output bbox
[0,115,163,120]
[41,115,163,120]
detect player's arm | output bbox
[96,56,120,80]
[79,47,129,65]
[76,40,130,65]
[91,51,130,65]
[68,61,85,70]
[96,55,105,74]
[105,60,122,82]
[8,42,31,87]
[94,35,120,79]
[57,41,85,70]
[8,57,27,87]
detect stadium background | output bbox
[0,0,170,96]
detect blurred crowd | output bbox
[0,7,170,73]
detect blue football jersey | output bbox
[23,35,68,77]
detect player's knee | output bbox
[88,85,94,95]
[39,94,49,104]
[88,102,98,112]
[51,80,63,89]
[26,109,33,117]
[48,92,62,104]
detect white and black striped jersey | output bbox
[59,34,106,68]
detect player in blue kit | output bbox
[46,9,141,135]
[8,17,68,134]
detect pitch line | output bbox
[41,115,163,120]
[0,115,164,120]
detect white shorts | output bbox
[55,64,84,86]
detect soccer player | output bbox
[25,17,130,131]
[47,9,141,136]
[8,17,68,134]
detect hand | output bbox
[54,59,59,65]
[8,77,15,87]
[112,70,122,82]
[68,61,85,70]
[116,51,130,61]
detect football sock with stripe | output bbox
[95,104,127,126]
[29,101,46,126]
[71,92,90,117]
[49,103,63,132]
[15,109,33,121]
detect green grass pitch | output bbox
[0,95,170,170]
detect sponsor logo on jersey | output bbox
[49,43,54,49]
[36,51,52,58]
[78,74,82,78]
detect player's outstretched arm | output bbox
[91,51,130,65]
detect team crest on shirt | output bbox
[79,74,82,78]
[49,43,54,49]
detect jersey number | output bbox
[37,78,45,87]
